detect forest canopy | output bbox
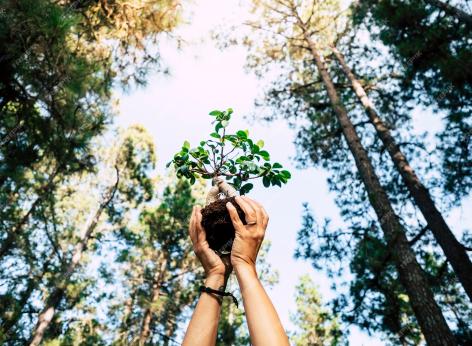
[0,0,471,345]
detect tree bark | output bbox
[28,171,119,346]
[298,23,456,346]
[138,256,168,345]
[424,0,472,28]
[331,46,472,302]
[206,176,238,205]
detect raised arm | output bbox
[182,206,231,346]
[226,196,290,346]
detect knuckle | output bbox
[246,212,256,220]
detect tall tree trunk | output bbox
[424,0,472,27]
[0,168,60,259]
[138,256,168,346]
[331,46,472,302]
[28,171,119,346]
[298,22,456,346]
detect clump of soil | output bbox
[201,196,246,253]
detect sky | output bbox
[113,1,472,344]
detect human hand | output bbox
[189,206,232,281]
[226,196,269,272]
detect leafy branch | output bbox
[168,108,291,196]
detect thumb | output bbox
[226,202,244,232]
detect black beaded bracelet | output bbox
[198,285,239,308]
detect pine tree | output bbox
[290,275,346,346]
[329,46,472,301]
[232,0,457,344]
[27,125,156,346]
[0,0,182,258]
[352,0,472,199]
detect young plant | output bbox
[168,108,291,254]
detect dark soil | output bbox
[201,196,246,253]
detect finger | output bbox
[234,196,257,224]
[242,196,267,225]
[226,202,245,231]
[188,207,198,244]
[194,206,206,243]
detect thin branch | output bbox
[409,225,430,246]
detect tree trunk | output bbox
[28,174,119,346]
[138,256,168,346]
[331,46,472,302]
[424,0,472,28]
[299,25,456,346]
[0,168,60,259]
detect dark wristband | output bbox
[198,285,239,308]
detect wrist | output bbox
[204,273,226,289]
[234,263,257,277]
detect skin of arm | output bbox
[227,196,290,346]
[182,206,232,346]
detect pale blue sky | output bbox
[113,1,472,344]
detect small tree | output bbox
[168,108,291,253]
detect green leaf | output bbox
[210,132,221,139]
[273,162,283,169]
[281,170,291,179]
[278,174,288,183]
[180,165,189,175]
[183,140,190,149]
[263,176,270,188]
[209,110,222,116]
[236,156,249,163]
[273,177,282,187]
[256,140,264,148]
[259,150,270,160]
[215,122,223,133]
[233,177,242,190]
[236,130,248,139]
[240,183,254,195]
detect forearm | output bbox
[182,275,225,346]
[235,265,289,346]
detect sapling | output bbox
[168,108,291,255]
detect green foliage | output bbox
[231,0,472,343]
[168,108,291,194]
[352,0,472,201]
[291,275,346,346]
[107,177,202,345]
